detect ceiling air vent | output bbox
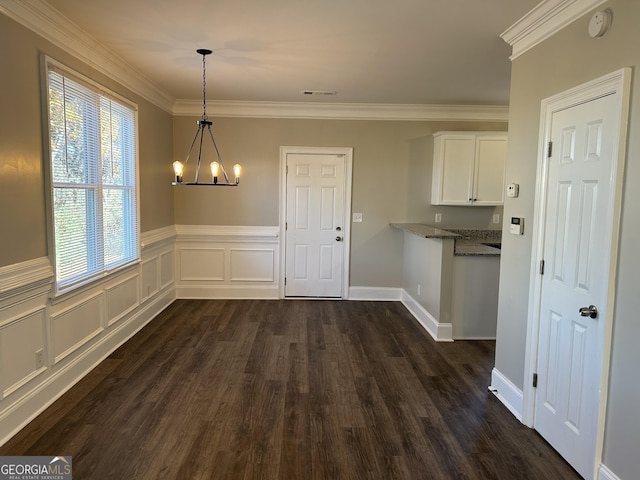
[302,90,337,96]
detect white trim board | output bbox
[598,465,623,480]
[502,0,607,60]
[348,286,402,301]
[489,368,524,422]
[141,226,177,250]
[400,290,453,342]
[0,257,53,300]
[173,100,509,122]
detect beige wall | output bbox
[0,13,174,268]
[495,1,640,477]
[173,116,506,286]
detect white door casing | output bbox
[279,147,353,298]
[523,69,631,480]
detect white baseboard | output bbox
[454,336,497,341]
[599,464,622,480]
[0,290,174,446]
[176,285,279,299]
[400,290,453,342]
[489,367,524,422]
[348,286,402,301]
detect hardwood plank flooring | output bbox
[0,300,581,479]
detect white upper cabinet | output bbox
[431,131,507,206]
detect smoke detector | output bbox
[588,9,612,38]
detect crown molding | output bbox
[173,100,509,122]
[0,0,175,112]
[1,0,508,122]
[501,0,607,60]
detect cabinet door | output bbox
[435,135,475,205]
[472,136,506,205]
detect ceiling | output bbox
[44,0,540,106]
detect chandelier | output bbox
[172,49,241,186]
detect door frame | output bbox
[278,146,354,299]
[522,68,631,475]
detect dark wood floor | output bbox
[1,300,580,479]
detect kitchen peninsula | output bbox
[390,223,501,341]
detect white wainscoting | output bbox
[51,291,104,364]
[175,225,280,299]
[0,225,176,446]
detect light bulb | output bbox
[233,164,242,184]
[172,161,184,182]
[210,161,219,184]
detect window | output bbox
[45,59,139,293]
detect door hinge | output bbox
[285,222,288,230]
[284,277,287,285]
[532,373,538,388]
[539,259,545,275]
[547,141,553,158]
[286,165,288,174]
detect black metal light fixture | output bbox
[172,49,241,186]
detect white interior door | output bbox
[284,151,348,297]
[534,93,620,479]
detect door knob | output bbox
[336,226,342,231]
[579,305,598,319]
[336,236,342,242]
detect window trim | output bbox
[41,55,141,297]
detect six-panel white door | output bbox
[535,93,618,480]
[285,153,346,297]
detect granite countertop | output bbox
[453,239,501,256]
[389,223,461,239]
[390,223,501,257]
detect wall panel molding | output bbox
[175,225,279,299]
[50,292,104,364]
[106,274,140,326]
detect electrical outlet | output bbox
[417,284,421,296]
[353,213,363,223]
[35,349,45,369]
[435,213,442,223]
[493,214,500,224]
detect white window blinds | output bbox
[46,61,139,292]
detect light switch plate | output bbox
[435,213,442,223]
